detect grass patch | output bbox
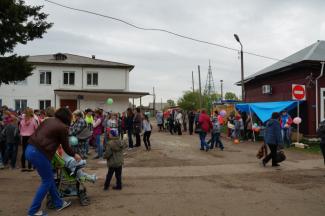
[288,143,321,154]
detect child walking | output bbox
[104,129,127,191]
[208,111,224,150]
[142,115,152,151]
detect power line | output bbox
[44,0,293,64]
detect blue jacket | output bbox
[264,119,283,145]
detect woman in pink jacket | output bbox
[198,109,212,151]
[20,108,38,171]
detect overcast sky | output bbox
[16,0,325,105]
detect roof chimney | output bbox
[92,55,95,59]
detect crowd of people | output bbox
[0,105,153,215]
[1,104,324,215]
[155,109,225,151]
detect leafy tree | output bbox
[0,0,52,84]
[224,92,239,100]
[177,91,200,111]
[167,99,176,107]
[177,91,221,112]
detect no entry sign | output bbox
[292,84,306,101]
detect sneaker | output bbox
[28,210,48,216]
[272,164,280,167]
[57,200,71,212]
[127,148,133,151]
[92,156,100,160]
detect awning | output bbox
[54,89,150,98]
[235,101,302,123]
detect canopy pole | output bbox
[248,105,256,142]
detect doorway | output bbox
[60,99,77,112]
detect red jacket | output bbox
[199,113,212,132]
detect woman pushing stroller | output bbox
[25,108,81,216]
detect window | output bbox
[39,100,51,110]
[15,100,27,111]
[40,71,51,84]
[63,72,75,85]
[87,72,98,86]
[0,99,2,107]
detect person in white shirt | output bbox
[142,115,152,151]
[176,111,183,135]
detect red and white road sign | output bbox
[292,84,306,101]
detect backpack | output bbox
[212,120,220,134]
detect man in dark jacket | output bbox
[133,108,142,147]
[1,118,20,169]
[125,108,134,149]
[262,112,283,167]
[188,111,195,135]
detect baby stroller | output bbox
[46,152,91,208]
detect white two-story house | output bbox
[0,53,149,112]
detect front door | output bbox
[321,88,325,121]
[60,99,77,112]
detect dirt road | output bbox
[1,129,325,216]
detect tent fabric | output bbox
[235,101,300,123]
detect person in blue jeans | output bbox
[199,131,210,151]
[25,108,81,216]
[198,109,212,151]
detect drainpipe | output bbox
[316,61,325,131]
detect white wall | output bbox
[79,95,129,113]
[0,64,130,110]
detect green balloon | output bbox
[106,98,113,105]
[69,136,78,146]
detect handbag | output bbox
[76,126,93,140]
[227,121,235,130]
[256,144,268,159]
[276,150,286,163]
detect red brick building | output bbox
[238,40,325,136]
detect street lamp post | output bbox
[220,80,223,100]
[234,34,245,102]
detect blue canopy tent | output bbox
[235,101,300,123]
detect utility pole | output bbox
[153,86,156,114]
[234,34,245,102]
[198,65,202,109]
[220,80,224,100]
[192,70,195,93]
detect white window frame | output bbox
[15,99,27,111]
[86,72,98,86]
[39,100,51,110]
[40,71,52,85]
[63,71,75,85]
